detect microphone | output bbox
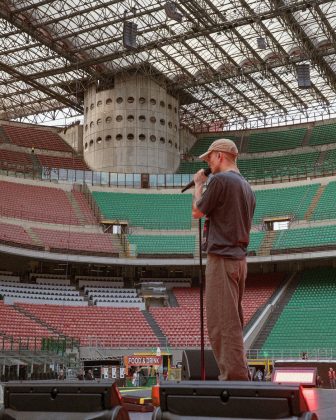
[181,167,211,193]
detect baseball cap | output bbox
[199,138,238,160]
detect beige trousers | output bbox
[205,253,249,381]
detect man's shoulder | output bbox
[215,170,242,179]
[214,171,248,186]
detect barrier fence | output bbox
[2,159,336,188]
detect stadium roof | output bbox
[0,0,335,130]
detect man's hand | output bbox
[192,169,207,219]
[193,168,208,187]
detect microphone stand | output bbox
[198,218,206,381]
[182,171,210,381]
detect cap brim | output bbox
[199,150,211,160]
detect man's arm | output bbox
[191,170,207,219]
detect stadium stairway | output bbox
[26,227,44,248]
[80,183,103,222]
[304,184,327,221]
[301,126,313,147]
[167,290,179,307]
[30,152,42,174]
[141,310,168,347]
[110,235,124,257]
[240,135,249,153]
[251,273,301,350]
[65,191,88,225]
[256,231,277,256]
[79,288,91,305]
[13,303,73,342]
[316,149,327,165]
[0,126,12,144]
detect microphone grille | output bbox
[204,167,212,176]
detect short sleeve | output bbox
[196,176,223,216]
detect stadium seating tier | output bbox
[261,268,336,355]
[2,125,73,152]
[17,304,160,348]
[247,128,307,153]
[0,180,96,225]
[273,224,336,253]
[92,191,193,230]
[309,123,336,146]
[253,183,320,224]
[127,234,196,256]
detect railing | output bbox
[0,335,78,354]
[247,348,336,360]
[1,159,336,188]
[41,337,79,354]
[80,336,211,349]
[81,336,170,349]
[77,182,102,221]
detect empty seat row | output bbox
[78,280,124,288]
[2,124,73,152]
[88,293,137,299]
[0,287,79,296]
[84,287,135,294]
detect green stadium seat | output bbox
[247,232,266,255]
[127,234,196,256]
[177,161,207,174]
[92,191,193,230]
[261,268,336,355]
[309,123,336,146]
[247,128,307,153]
[311,181,336,221]
[238,152,319,180]
[272,225,336,252]
[177,152,319,181]
[253,184,320,224]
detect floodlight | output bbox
[257,37,267,49]
[297,64,311,88]
[123,21,137,49]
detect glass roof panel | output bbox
[0,0,335,128]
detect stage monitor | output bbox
[0,382,129,420]
[273,367,317,387]
[153,380,317,419]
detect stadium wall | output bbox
[58,122,83,154]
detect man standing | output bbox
[328,367,335,389]
[192,138,256,381]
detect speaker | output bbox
[182,349,219,380]
[153,380,318,419]
[257,37,267,50]
[0,382,129,420]
[123,21,137,49]
[164,2,183,23]
[297,64,311,88]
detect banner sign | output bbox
[126,355,162,366]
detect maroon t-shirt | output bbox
[197,170,256,259]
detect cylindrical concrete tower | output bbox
[83,75,180,174]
